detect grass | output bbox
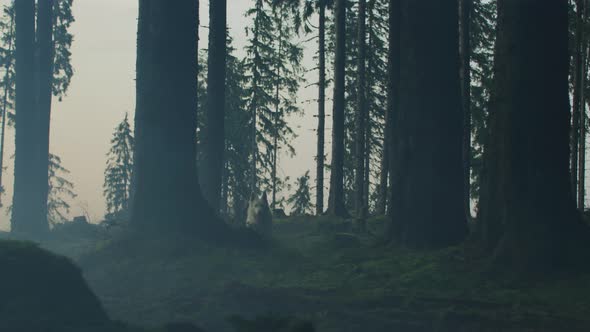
[11,216,590,332]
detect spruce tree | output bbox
[354,0,367,217]
[132,0,215,233]
[327,0,348,217]
[302,0,334,215]
[460,0,473,221]
[384,0,400,218]
[364,0,389,214]
[47,154,76,226]
[103,114,134,218]
[0,4,14,208]
[340,0,388,215]
[12,0,40,235]
[388,0,467,248]
[10,0,74,235]
[243,0,303,203]
[222,38,253,221]
[469,0,496,212]
[288,171,314,216]
[479,0,590,270]
[201,0,227,213]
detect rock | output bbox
[0,240,109,330]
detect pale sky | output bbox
[0,1,328,229]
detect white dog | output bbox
[246,192,273,236]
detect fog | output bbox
[0,0,325,229]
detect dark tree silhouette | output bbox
[354,0,367,218]
[12,0,47,235]
[131,0,213,232]
[316,0,327,215]
[382,0,400,217]
[327,0,348,217]
[201,0,227,213]
[571,0,584,205]
[479,0,589,270]
[388,0,467,248]
[11,0,73,236]
[35,0,55,232]
[460,0,473,221]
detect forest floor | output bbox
[7,216,590,332]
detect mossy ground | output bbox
[5,216,590,331]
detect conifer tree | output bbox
[288,170,313,216]
[479,0,589,270]
[302,0,334,215]
[47,154,76,226]
[132,0,214,232]
[10,0,74,235]
[103,114,134,218]
[364,0,389,214]
[0,4,14,208]
[327,0,348,217]
[201,0,227,213]
[388,0,467,247]
[243,0,303,204]
[12,0,38,234]
[198,36,253,222]
[383,0,400,217]
[469,0,496,212]
[335,0,388,215]
[354,0,367,217]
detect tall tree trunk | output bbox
[460,0,473,221]
[201,0,227,213]
[354,0,367,218]
[388,0,467,248]
[386,0,400,220]
[12,0,48,235]
[379,0,398,216]
[479,0,589,270]
[578,0,587,210]
[131,0,212,232]
[0,12,14,207]
[220,158,229,216]
[377,110,391,215]
[36,0,55,231]
[271,11,283,210]
[572,0,584,204]
[316,1,326,215]
[249,1,262,196]
[327,0,349,217]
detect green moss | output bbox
[23,216,590,332]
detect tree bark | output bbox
[36,0,55,231]
[578,0,587,210]
[0,12,14,207]
[316,1,326,215]
[12,0,48,235]
[479,0,589,270]
[382,0,400,218]
[572,0,584,205]
[460,0,473,221]
[327,0,349,217]
[271,10,283,210]
[131,0,213,232]
[201,0,227,214]
[354,0,367,218]
[388,0,467,248]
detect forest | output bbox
[1,0,590,331]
